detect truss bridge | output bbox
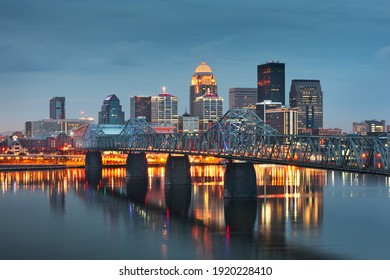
[79,109,390,176]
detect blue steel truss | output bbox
[81,109,390,175]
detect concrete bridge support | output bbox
[126,152,149,203]
[164,154,191,185]
[85,151,103,169]
[85,151,103,189]
[126,152,148,178]
[224,162,257,198]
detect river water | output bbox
[0,165,389,260]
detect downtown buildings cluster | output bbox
[0,61,388,154]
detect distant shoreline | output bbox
[0,161,225,171]
[0,164,70,171]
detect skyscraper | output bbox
[151,87,178,128]
[257,62,285,117]
[98,94,125,125]
[193,90,223,132]
[229,88,257,111]
[289,80,323,130]
[50,97,65,119]
[130,96,152,123]
[189,62,218,116]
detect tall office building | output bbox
[50,97,65,119]
[257,62,285,117]
[193,90,223,132]
[151,87,178,128]
[289,80,323,129]
[265,107,298,135]
[130,96,152,123]
[189,62,218,116]
[229,88,257,111]
[98,94,125,125]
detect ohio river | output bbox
[0,165,389,259]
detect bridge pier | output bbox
[126,152,148,203]
[165,154,191,185]
[85,151,102,169]
[224,162,257,198]
[126,152,148,178]
[85,151,103,189]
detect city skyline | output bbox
[0,0,389,133]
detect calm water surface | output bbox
[0,165,390,260]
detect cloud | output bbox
[109,41,154,66]
[0,45,59,72]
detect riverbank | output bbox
[0,164,69,171]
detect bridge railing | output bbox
[79,108,389,175]
[81,130,389,174]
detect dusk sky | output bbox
[0,0,389,133]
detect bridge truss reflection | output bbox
[1,166,389,259]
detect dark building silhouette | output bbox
[50,97,65,119]
[256,62,285,117]
[98,94,125,125]
[130,96,152,123]
[289,80,323,129]
[229,88,257,111]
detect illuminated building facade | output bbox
[178,112,199,134]
[193,91,223,132]
[353,120,386,135]
[257,62,285,117]
[130,96,152,123]
[151,87,178,129]
[229,88,257,111]
[25,118,94,139]
[289,79,323,129]
[50,97,65,119]
[98,94,125,125]
[265,107,298,135]
[190,62,218,116]
[299,128,342,136]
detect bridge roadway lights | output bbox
[224,162,257,198]
[164,154,191,185]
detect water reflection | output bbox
[165,184,191,219]
[224,199,257,233]
[1,165,390,259]
[126,177,148,203]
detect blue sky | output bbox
[0,0,389,133]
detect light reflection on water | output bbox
[0,165,390,259]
